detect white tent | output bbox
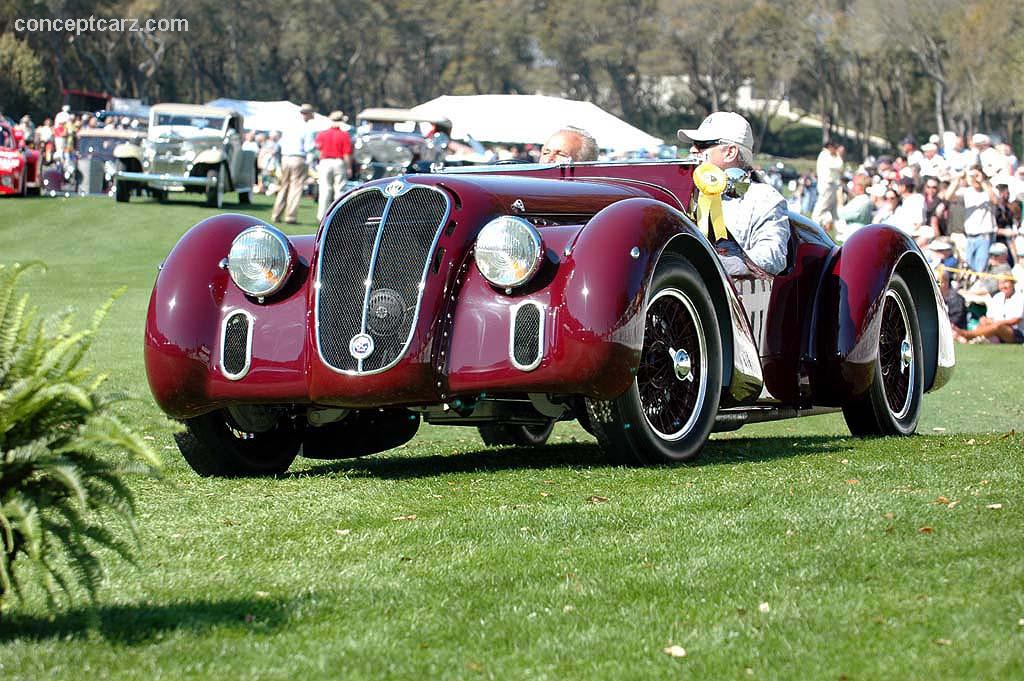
[204,98,335,133]
[411,94,663,151]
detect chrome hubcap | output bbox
[670,347,693,382]
[900,338,912,371]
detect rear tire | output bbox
[175,409,300,477]
[843,273,924,436]
[478,421,555,447]
[586,254,721,464]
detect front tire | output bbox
[587,254,722,464]
[205,166,224,208]
[478,421,555,447]
[175,408,300,477]
[843,272,924,436]
[115,161,130,203]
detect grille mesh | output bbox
[223,313,250,376]
[513,304,542,368]
[364,188,448,370]
[318,191,388,370]
[317,186,448,372]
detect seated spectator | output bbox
[873,188,900,223]
[888,177,930,244]
[939,271,968,330]
[980,242,1013,295]
[954,275,1023,344]
[834,173,873,242]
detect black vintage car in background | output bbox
[352,108,452,182]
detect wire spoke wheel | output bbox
[843,272,924,437]
[636,289,707,441]
[585,254,721,465]
[878,290,913,419]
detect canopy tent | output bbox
[411,94,662,151]
[204,98,335,133]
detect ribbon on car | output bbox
[692,161,728,241]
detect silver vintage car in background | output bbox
[113,103,256,207]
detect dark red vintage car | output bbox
[145,159,955,476]
[0,119,40,197]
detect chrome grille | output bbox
[316,185,449,373]
[221,311,251,379]
[512,303,543,370]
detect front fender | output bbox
[445,198,762,403]
[812,224,954,404]
[144,213,315,417]
[113,143,142,162]
[194,148,226,166]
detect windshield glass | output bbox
[153,113,224,130]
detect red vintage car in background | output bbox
[145,159,955,476]
[0,118,40,196]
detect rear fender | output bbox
[812,224,954,404]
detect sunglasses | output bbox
[691,139,727,152]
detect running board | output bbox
[713,406,841,432]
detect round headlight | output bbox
[353,141,373,166]
[227,226,293,298]
[474,216,544,289]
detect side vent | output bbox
[221,310,253,380]
[510,302,544,371]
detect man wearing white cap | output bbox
[678,111,789,275]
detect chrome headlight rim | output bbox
[473,215,544,290]
[227,225,295,299]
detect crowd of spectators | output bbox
[786,132,1023,344]
[12,105,145,166]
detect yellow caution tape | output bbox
[693,162,728,241]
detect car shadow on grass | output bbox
[294,434,856,480]
[0,596,291,644]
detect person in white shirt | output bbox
[887,177,930,245]
[678,111,790,275]
[943,165,999,273]
[917,142,948,179]
[811,141,844,227]
[272,103,317,224]
[954,276,1023,344]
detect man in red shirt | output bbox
[315,110,353,222]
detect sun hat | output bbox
[299,103,315,114]
[989,242,1008,256]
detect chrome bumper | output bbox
[115,171,216,187]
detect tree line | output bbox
[2,0,1022,158]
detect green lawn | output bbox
[1,194,1022,680]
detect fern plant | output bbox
[0,262,162,620]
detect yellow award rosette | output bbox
[693,161,728,241]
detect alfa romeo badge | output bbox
[349,333,375,360]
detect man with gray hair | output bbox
[678,111,790,275]
[540,127,599,163]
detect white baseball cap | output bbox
[678,111,754,160]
